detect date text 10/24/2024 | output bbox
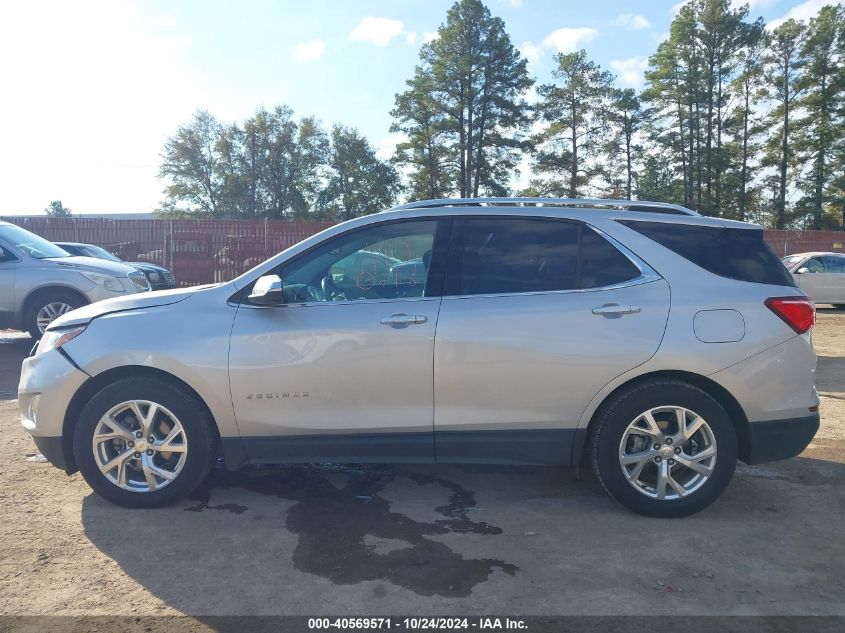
[308,618,528,630]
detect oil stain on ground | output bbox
[187,465,518,597]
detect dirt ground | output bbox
[0,310,843,617]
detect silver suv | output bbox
[0,221,150,338]
[18,199,820,517]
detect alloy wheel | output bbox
[92,400,188,493]
[618,406,717,500]
[36,302,74,333]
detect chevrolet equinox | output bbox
[19,198,820,517]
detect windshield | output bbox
[81,244,122,262]
[781,255,805,271]
[0,224,70,259]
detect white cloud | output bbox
[422,31,439,44]
[519,41,542,65]
[671,1,689,15]
[768,0,842,30]
[294,38,324,62]
[543,27,599,54]
[610,56,649,88]
[735,0,780,9]
[376,132,408,160]
[614,13,651,30]
[508,0,524,7]
[405,31,417,44]
[350,16,406,47]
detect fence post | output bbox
[74,217,79,242]
[264,217,269,258]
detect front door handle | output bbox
[592,303,641,317]
[380,314,428,328]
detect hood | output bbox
[46,255,140,277]
[47,284,212,330]
[129,262,170,273]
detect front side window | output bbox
[803,258,826,273]
[276,220,439,303]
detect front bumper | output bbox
[19,347,89,473]
[743,414,820,465]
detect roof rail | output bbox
[388,197,699,216]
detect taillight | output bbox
[765,296,816,334]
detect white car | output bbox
[781,252,845,308]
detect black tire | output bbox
[834,304,845,310]
[590,379,737,518]
[73,377,217,508]
[24,289,87,339]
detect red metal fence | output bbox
[1,217,334,285]
[2,216,843,286]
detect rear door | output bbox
[432,217,670,465]
[0,243,16,326]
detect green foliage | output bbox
[392,0,533,199]
[44,200,71,217]
[319,125,400,221]
[155,0,845,230]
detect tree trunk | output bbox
[570,97,578,198]
[738,81,750,222]
[777,60,790,230]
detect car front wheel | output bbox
[591,379,738,518]
[73,377,217,508]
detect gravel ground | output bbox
[0,309,843,617]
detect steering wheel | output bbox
[321,275,344,301]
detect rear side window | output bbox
[456,218,579,295]
[449,219,642,296]
[618,221,796,287]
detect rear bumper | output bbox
[743,414,820,465]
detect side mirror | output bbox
[796,267,811,275]
[248,274,285,305]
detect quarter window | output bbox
[580,227,642,288]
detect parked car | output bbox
[0,221,150,338]
[54,242,177,291]
[781,252,845,308]
[19,198,819,517]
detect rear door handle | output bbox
[380,314,428,328]
[592,303,641,317]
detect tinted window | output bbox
[276,220,438,302]
[619,221,796,287]
[0,224,69,259]
[580,227,641,288]
[822,255,845,273]
[456,219,579,295]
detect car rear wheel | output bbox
[73,377,217,508]
[25,290,86,339]
[591,379,737,517]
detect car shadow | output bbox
[78,450,845,615]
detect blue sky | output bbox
[0,0,836,214]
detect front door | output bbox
[433,217,670,465]
[228,218,448,463]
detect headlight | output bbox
[148,271,161,281]
[81,271,123,292]
[36,326,86,355]
[129,271,151,292]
